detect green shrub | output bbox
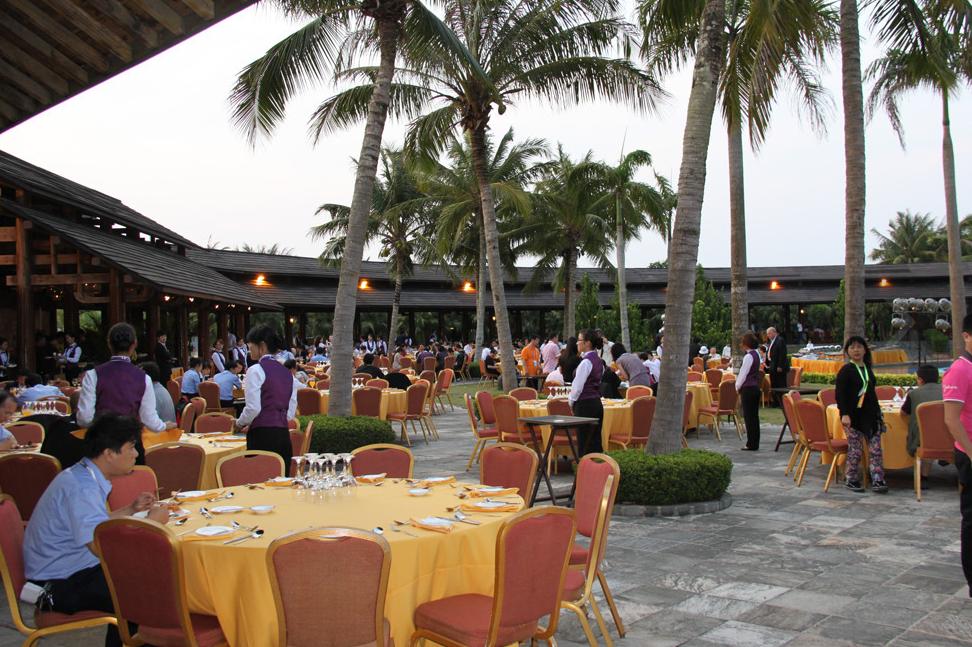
[802,372,917,387]
[296,415,395,454]
[924,329,949,354]
[605,449,732,506]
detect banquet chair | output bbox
[38,396,71,415]
[108,466,158,512]
[195,412,235,435]
[0,453,60,523]
[216,450,285,488]
[818,387,837,409]
[296,387,323,416]
[190,397,207,420]
[697,381,743,441]
[289,421,315,477]
[316,377,331,392]
[687,371,704,383]
[876,385,898,400]
[480,442,538,503]
[458,357,473,382]
[704,368,723,399]
[681,390,693,448]
[692,357,705,372]
[93,518,226,647]
[399,357,414,370]
[781,394,807,477]
[377,355,391,369]
[915,401,953,501]
[422,356,437,373]
[418,369,436,386]
[433,368,456,412]
[793,399,849,491]
[50,379,70,389]
[145,443,205,495]
[0,495,117,646]
[464,393,498,471]
[607,396,654,451]
[167,379,181,407]
[353,387,383,418]
[366,378,389,390]
[6,421,44,445]
[198,381,223,413]
[444,355,456,371]
[268,527,392,647]
[353,372,374,382]
[388,381,430,447]
[479,359,498,384]
[493,395,529,445]
[787,367,804,388]
[546,398,578,471]
[419,378,440,439]
[625,385,652,400]
[410,507,575,647]
[351,444,414,478]
[475,391,497,429]
[508,387,537,402]
[179,403,197,435]
[563,474,620,646]
[542,383,565,396]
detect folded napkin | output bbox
[460,501,520,513]
[212,436,246,443]
[173,491,219,503]
[410,517,453,533]
[263,478,295,488]
[180,528,242,542]
[465,487,519,498]
[418,475,456,487]
[356,473,386,484]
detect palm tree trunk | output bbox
[470,125,517,391]
[840,0,866,341]
[564,247,577,339]
[616,194,631,350]
[941,91,966,356]
[328,15,401,416]
[475,213,486,352]
[728,107,749,369]
[389,272,402,345]
[648,0,727,455]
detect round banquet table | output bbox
[142,429,244,490]
[685,383,714,429]
[824,402,913,470]
[318,388,408,420]
[173,482,522,647]
[517,398,633,450]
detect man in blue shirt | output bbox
[16,373,62,407]
[179,357,210,400]
[213,359,243,408]
[23,414,167,646]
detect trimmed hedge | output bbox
[296,415,395,454]
[606,449,732,506]
[803,372,918,387]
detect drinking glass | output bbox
[323,453,337,488]
[340,453,356,487]
[313,455,327,488]
[293,455,306,486]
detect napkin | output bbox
[465,487,519,498]
[355,473,386,484]
[418,475,456,487]
[410,517,453,533]
[180,528,243,542]
[173,491,219,503]
[263,478,295,488]
[460,501,520,513]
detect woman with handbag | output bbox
[835,335,888,493]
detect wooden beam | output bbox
[49,236,57,274]
[147,291,160,356]
[0,255,15,265]
[178,301,189,367]
[35,253,80,265]
[5,0,109,72]
[180,0,215,19]
[0,12,89,84]
[83,0,159,48]
[38,0,133,62]
[0,227,16,242]
[15,217,34,370]
[0,96,16,122]
[0,58,50,104]
[0,36,69,95]
[197,304,209,358]
[5,272,110,286]
[0,81,38,113]
[131,0,184,35]
[108,267,124,324]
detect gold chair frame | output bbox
[351,443,414,478]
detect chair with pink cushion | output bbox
[493,394,529,444]
[167,379,181,408]
[145,443,205,496]
[818,387,837,409]
[875,385,898,401]
[268,527,392,647]
[296,388,322,416]
[194,413,235,435]
[433,368,455,412]
[353,387,383,418]
[915,401,954,501]
[411,507,576,647]
[178,403,197,435]
[508,387,537,402]
[387,381,430,446]
[0,454,60,523]
[289,421,315,476]
[475,390,497,428]
[366,378,389,390]
[198,381,224,413]
[0,495,117,645]
[794,399,849,491]
[479,442,538,503]
[94,517,226,646]
[464,393,498,471]
[422,357,437,373]
[108,466,158,512]
[216,450,285,488]
[190,397,207,420]
[6,421,44,445]
[607,396,654,450]
[624,385,652,400]
[350,444,413,479]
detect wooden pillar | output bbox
[197,304,209,359]
[177,301,189,367]
[107,268,124,325]
[65,287,79,335]
[15,217,34,370]
[216,309,228,348]
[284,311,294,348]
[408,311,415,337]
[461,311,470,342]
[147,292,160,358]
[437,311,445,341]
[298,312,307,345]
[235,311,246,341]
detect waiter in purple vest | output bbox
[235,324,298,467]
[735,332,763,451]
[568,328,605,455]
[77,322,174,464]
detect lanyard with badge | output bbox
[853,362,869,408]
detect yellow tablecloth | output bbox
[318,389,407,420]
[825,403,913,470]
[175,434,246,489]
[517,399,632,450]
[793,349,908,375]
[175,482,522,647]
[686,383,713,429]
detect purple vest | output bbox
[94,357,146,420]
[741,350,760,389]
[252,356,291,429]
[578,351,603,401]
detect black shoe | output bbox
[845,480,865,492]
[740,447,757,451]
[872,480,889,494]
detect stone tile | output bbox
[800,616,904,646]
[831,600,928,629]
[618,584,693,607]
[770,590,859,615]
[695,620,797,647]
[891,630,972,646]
[739,604,828,632]
[672,594,759,620]
[912,608,972,642]
[657,572,726,593]
[866,584,954,611]
[891,572,969,595]
[627,609,724,641]
[706,581,789,604]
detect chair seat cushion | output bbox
[414,593,537,647]
[477,426,499,438]
[569,544,588,565]
[917,448,953,461]
[35,608,114,629]
[562,569,586,601]
[810,438,848,452]
[137,614,225,647]
[698,406,718,415]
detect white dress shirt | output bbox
[211,350,226,373]
[568,358,593,407]
[236,356,298,429]
[76,359,167,432]
[481,347,492,362]
[64,344,82,364]
[735,352,756,391]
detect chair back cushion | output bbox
[875,385,898,400]
[195,413,234,435]
[444,355,456,370]
[179,404,196,434]
[198,381,221,410]
[718,380,738,410]
[781,394,802,441]
[7,422,44,445]
[190,397,206,418]
[492,395,519,436]
[476,391,497,425]
[917,401,951,453]
[0,454,60,521]
[351,445,413,478]
[422,357,437,372]
[818,388,837,408]
[790,391,803,402]
[436,369,454,393]
[573,454,619,539]
[794,399,829,443]
[704,369,722,388]
[145,444,205,496]
[353,387,383,418]
[167,380,181,407]
[407,382,429,415]
[218,452,285,487]
[297,388,322,416]
[629,396,655,442]
[481,444,537,497]
[547,399,572,416]
[787,367,803,388]
[682,390,694,429]
[400,357,413,369]
[687,371,703,383]
[419,370,436,385]
[0,495,26,596]
[509,388,538,402]
[625,385,652,400]
[108,467,158,512]
[366,379,389,390]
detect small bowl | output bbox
[408,488,430,497]
[250,505,275,514]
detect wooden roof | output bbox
[0,0,256,132]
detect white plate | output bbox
[209,506,244,514]
[478,486,507,494]
[424,477,450,483]
[250,505,275,514]
[176,490,206,498]
[267,477,293,483]
[476,500,509,509]
[408,488,430,496]
[417,516,452,528]
[195,526,233,537]
[360,473,386,480]
[132,510,148,519]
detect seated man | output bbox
[357,353,384,379]
[213,359,244,408]
[16,373,62,407]
[484,348,500,376]
[0,390,18,450]
[23,414,168,646]
[901,364,944,480]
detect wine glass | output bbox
[340,453,356,487]
[323,453,337,489]
[293,455,306,486]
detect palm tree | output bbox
[866,0,971,354]
[869,211,944,264]
[641,0,727,454]
[235,243,297,255]
[590,150,671,350]
[228,0,477,415]
[311,148,433,341]
[641,0,836,365]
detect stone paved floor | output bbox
[3,400,970,646]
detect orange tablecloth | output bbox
[794,349,908,375]
[176,481,522,647]
[517,398,632,450]
[318,389,407,420]
[825,403,913,470]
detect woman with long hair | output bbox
[568,329,604,455]
[560,336,581,383]
[835,335,887,493]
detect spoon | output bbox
[224,529,264,545]
[373,527,385,535]
[453,511,480,525]
[199,507,213,519]
[174,517,189,526]
[231,520,258,532]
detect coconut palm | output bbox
[866,0,972,354]
[869,211,944,264]
[229,0,480,415]
[589,150,671,350]
[235,243,297,255]
[640,0,836,366]
[641,0,727,454]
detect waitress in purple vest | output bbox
[76,322,173,464]
[735,332,763,451]
[568,328,605,455]
[236,325,298,467]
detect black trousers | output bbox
[739,386,761,450]
[573,397,604,455]
[38,564,129,646]
[247,426,292,468]
[956,449,972,596]
[770,369,787,406]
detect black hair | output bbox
[741,332,759,350]
[0,337,6,345]
[283,358,297,370]
[83,414,140,459]
[564,337,578,357]
[842,335,873,368]
[245,324,283,353]
[916,364,939,384]
[26,373,42,387]
[0,390,12,408]
[107,322,137,354]
[579,328,603,351]
[156,330,167,339]
[188,357,202,369]
[140,361,161,383]
[964,313,972,335]
[225,359,242,371]
[610,342,626,361]
[363,353,375,365]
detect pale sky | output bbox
[0,3,968,269]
